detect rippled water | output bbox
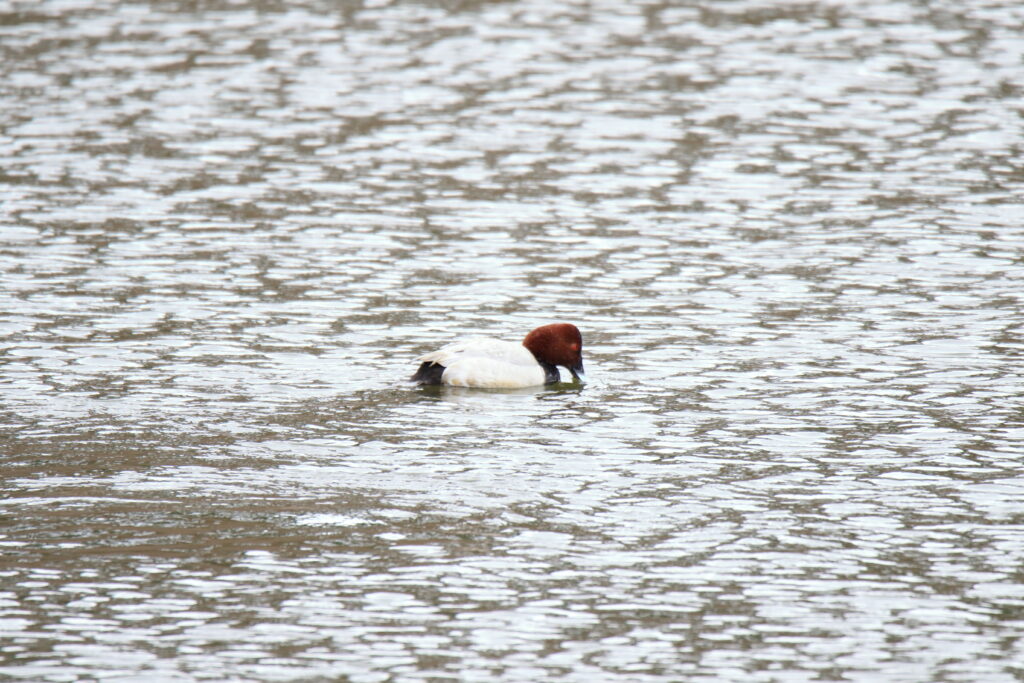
[3,0,1024,680]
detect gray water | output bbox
[2,0,1024,680]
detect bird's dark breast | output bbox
[411,362,445,385]
[540,361,560,385]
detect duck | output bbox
[411,323,585,388]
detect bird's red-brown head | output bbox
[523,323,585,382]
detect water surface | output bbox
[2,0,1024,680]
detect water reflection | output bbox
[3,0,1024,680]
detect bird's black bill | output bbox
[569,358,586,383]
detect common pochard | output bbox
[411,323,585,388]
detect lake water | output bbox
[2,0,1024,680]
